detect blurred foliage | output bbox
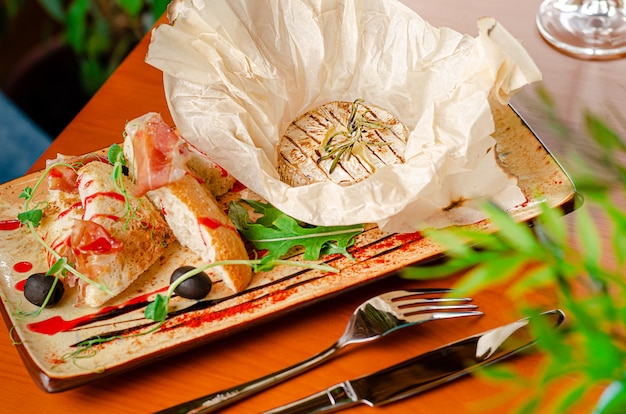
[2,0,168,94]
[402,87,626,413]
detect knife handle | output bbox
[262,382,360,414]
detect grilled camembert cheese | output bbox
[277,100,409,186]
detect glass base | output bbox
[537,0,626,59]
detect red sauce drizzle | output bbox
[83,191,125,207]
[27,286,168,335]
[0,219,21,230]
[13,261,33,273]
[217,165,229,177]
[81,237,117,253]
[15,279,27,292]
[198,217,223,230]
[89,214,121,222]
[187,171,205,185]
[230,180,247,193]
[58,202,83,219]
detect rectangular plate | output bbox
[0,104,576,392]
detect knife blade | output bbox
[263,309,565,414]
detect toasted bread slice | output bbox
[75,161,174,307]
[147,175,252,292]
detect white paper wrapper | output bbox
[146,0,541,233]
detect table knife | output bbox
[263,309,565,414]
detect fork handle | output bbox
[155,342,343,414]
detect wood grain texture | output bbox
[1,0,622,412]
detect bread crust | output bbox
[148,174,252,292]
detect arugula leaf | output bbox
[228,200,363,264]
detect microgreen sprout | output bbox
[107,143,139,229]
[318,99,391,173]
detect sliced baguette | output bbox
[75,161,173,307]
[147,175,252,292]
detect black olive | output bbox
[23,273,65,307]
[170,266,212,299]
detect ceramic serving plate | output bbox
[0,104,576,393]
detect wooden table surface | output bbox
[2,1,625,413]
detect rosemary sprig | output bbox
[317,99,390,173]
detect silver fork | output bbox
[155,288,482,414]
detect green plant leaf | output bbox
[575,205,602,268]
[108,144,124,165]
[585,112,626,152]
[38,0,66,23]
[19,186,34,201]
[421,227,477,258]
[509,264,556,297]
[537,202,567,247]
[65,0,89,53]
[453,254,529,296]
[47,257,67,276]
[553,383,588,413]
[116,0,143,17]
[482,202,540,254]
[17,209,43,227]
[144,294,167,322]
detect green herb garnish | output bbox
[317,99,390,173]
[107,143,140,229]
[228,199,363,270]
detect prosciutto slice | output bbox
[67,219,123,279]
[124,112,190,197]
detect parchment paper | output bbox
[145,0,541,233]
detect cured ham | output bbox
[124,112,190,197]
[66,219,123,282]
[47,165,78,192]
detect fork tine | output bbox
[400,303,480,316]
[402,308,484,323]
[384,288,452,300]
[418,309,484,320]
[394,297,474,308]
[383,289,469,303]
